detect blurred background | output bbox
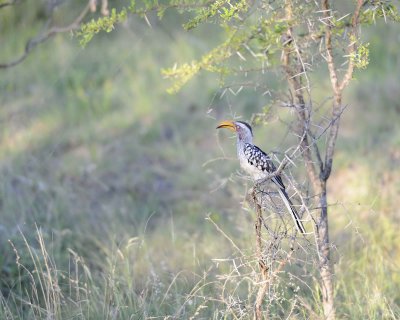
[1,1,400,318]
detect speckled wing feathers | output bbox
[243,143,306,234]
[243,143,285,189]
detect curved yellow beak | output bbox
[216,120,236,132]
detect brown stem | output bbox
[251,188,297,319]
[313,1,362,319]
[321,0,363,181]
[282,1,337,319]
[317,182,335,319]
[252,189,270,320]
[282,1,320,195]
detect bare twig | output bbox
[206,215,245,257]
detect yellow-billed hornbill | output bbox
[217,120,306,234]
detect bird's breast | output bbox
[239,156,266,180]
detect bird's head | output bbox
[216,120,253,142]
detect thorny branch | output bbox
[252,188,270,320]
[251,186,300,319]
[275,2,363,319]
[282,1,320,195]
[320,0,363,181]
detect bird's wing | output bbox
[243,144,304,233]
[243,143,286,190]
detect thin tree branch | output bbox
[0,1,91,69]
[206,215,245,257]
[252,188,270,320]
[309,131,324,173]
[338,0,363,92]
[282,0,320,194]
[321,0,339,95]
[0,0,18,9]
[321,0,363,180]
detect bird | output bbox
[216,120,306,234]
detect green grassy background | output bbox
[1,3,400,319]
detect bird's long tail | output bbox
[277,188,306,234]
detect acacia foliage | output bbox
[78,0,399,93]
